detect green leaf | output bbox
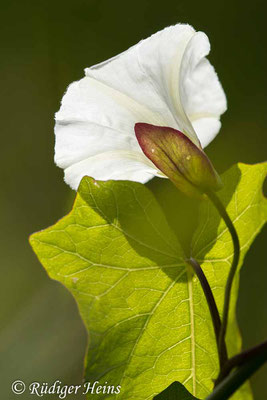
[153,381,199,399]
[30,163,267,400]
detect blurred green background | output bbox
[1,0,266,398]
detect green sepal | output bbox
[135,123,222,198]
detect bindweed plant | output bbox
[30,24,267,399]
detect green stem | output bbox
[188,257,228,368]
[205,346,267,400]
[206,190,240,366]
[215,339,267,385]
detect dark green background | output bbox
[1,0,266,398]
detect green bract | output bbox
[135,123,222,198]
[30,163,267,400]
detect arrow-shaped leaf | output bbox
[30,163,267,399]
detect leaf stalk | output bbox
[205,190,240,368]
[205,344,267,400]
[187,257,228,369]
[215,339,267,386]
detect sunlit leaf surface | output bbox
[30,163,267,399]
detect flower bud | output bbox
[135,123,222,198]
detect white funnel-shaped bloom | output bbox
[55,24,227,190]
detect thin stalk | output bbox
[205,190,240,365]
[215,339,267,385]
[205,346,267,400]
[187,257,228,368]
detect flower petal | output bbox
[86,24,199,144]
[64,150,161,190]
[179,32,227,147]
[55,24,226,189]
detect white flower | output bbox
[55,24,227,190]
